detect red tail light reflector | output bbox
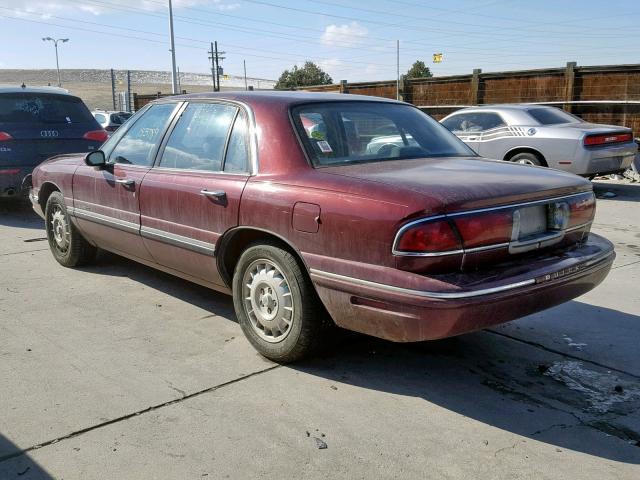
[584,132,632,146]
[0,168,20,175]
[453,211,513,248]
[395,219,462,254]
[0,132,13,142]
[83,130,109,142]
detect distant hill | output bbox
[0,69,275,110]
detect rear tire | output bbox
[509,152,543,167]
[232,242,328,363]
[45,191,97,267]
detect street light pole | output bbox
[42,37,69,87]
[168,0,178,94]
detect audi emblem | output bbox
[40,130,59,138]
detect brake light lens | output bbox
[453,211,513,248]
[395,219,462,253]
[83,130,109,142]
[584,132,632,146]
[0,132,13,141]
[567,193,595,227]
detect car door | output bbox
[72,102,180,260]
[441,113,482,153]
[139,101,252,285]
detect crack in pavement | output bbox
[0,248,48,257]
[0,364,280,464]
[486,329,640,380]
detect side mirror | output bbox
[85,150,106,167]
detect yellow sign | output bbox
[433,53,443,63]
[223,75,229,80]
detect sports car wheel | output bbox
[45,191,97,267]
[510,152,543,167]
[232,242,327,363]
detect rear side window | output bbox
[224,111,250,173]
[94,113,107,124]
[293,102,475,166]
[0,93,94,124]
[527,107,578,125]
[109,103,177,166]
[159,103,237,171]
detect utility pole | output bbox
[42,37,69,87]
[110,68,116,110]
[208,43,217,91]
[396,39,400,101]
[177,66,182,92]
[168,0,178,94]
[243,60,248,91]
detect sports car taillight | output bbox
[83,130,109,142]
[452,211,513,248]
[584,132,632,146]
[395,219,462,254]
[0,131,13,141]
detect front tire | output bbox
[232,242,327,363]
[45,191,97,267]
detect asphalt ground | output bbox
[0,179,639,479]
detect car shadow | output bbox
[0,434,54,479]
[592,180,640,203]
[75,252,640,464]
[0,198,44,231]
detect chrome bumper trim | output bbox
[310,250,613,300]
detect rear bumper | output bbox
[310,234,614,342]
[573,142,637,175]
[0,167,30,197]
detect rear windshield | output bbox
[110,112,132,125]
[292,102,476,167]
[0,93,95,124]
[527,107,579,125]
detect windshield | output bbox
[0,93,95,124]
[526,107,580,125]
[292,102,476,166]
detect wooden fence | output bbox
[299,63,640,133]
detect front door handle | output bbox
[200,189,226,199]
[115,178,134,186]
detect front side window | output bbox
[442,112,505,132]
[159,103,237,171]
[293,102,475,166]
[109,103,178,166]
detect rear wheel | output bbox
[45,191,96,267]
[509,152,543,167]
[232,242,327,363]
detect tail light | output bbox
[394,219,462,254]
[584,132,632,146]
[567,194,595,227]
[0,132,13,141]
[83,130,109,142]
[452,211,513,248]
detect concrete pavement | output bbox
[0,180,638,479]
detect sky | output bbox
[0,0,638,82]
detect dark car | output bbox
[0,86,107,197]
[92,110,133,133]
[30,92,614,362]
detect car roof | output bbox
[0,85,72,95]
[154,90,403,107]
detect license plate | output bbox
[517,206,547,239]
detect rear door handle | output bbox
[115,178,134,186]
[200,189,226,199]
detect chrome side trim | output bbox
[310,268,535,299]
[69,207,140,235]
[565,221,593,233]
[310,249,613,300]
[69,207,216,256]
[141,226,216,256]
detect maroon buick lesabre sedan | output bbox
[29,92,614,362]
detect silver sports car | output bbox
[440,105,637,177]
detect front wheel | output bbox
[232,242,327,363]
[45,191,97,267]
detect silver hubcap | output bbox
[517,158,536,166]
[242,259,294,343]
[50,206,70,253]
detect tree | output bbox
[405,60,433,79]
[275,61,333,90]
